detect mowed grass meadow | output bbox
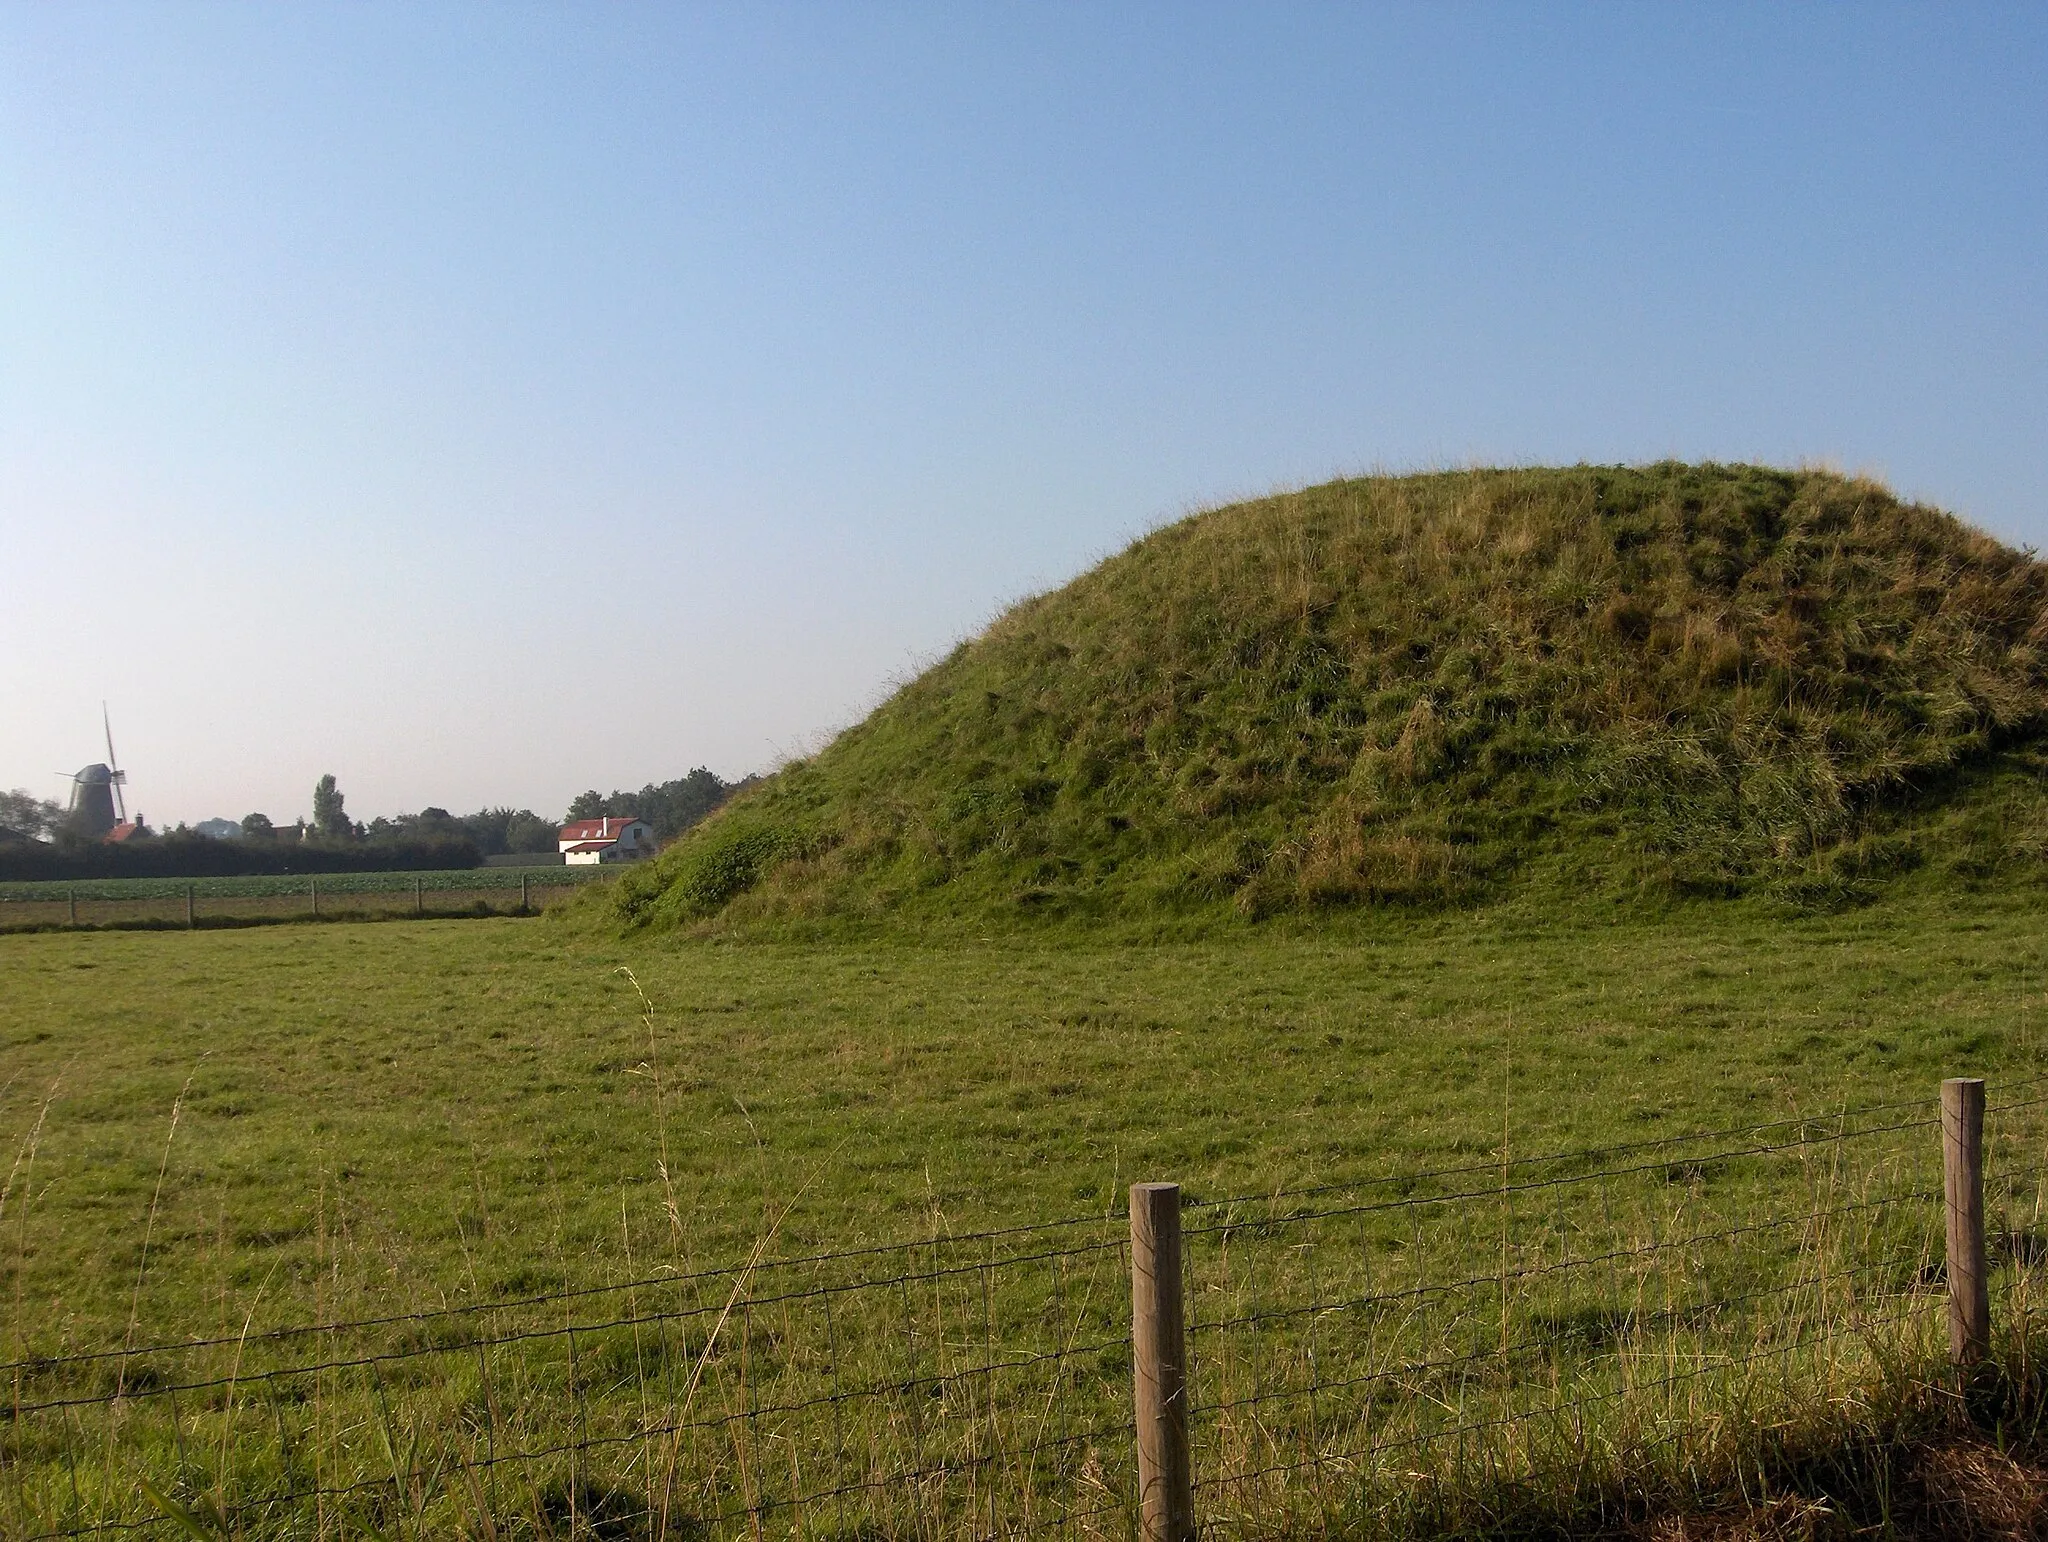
[6,888,2048,1537]
[5,890,2040,1341]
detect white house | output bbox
[559,816,656,865]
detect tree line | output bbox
[566,768,754,842]
[0,769,742,881]
[0,830,483,883]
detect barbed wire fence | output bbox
[7,1077,2044,1541]
[0,872,596,931]
[1173,1081,2039,1540]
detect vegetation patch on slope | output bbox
[613,463,2048,931]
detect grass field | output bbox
[8,883,2042,1343]
[21,462,2048,1535]
[6,883,2048,1536]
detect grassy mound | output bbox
[615,463,2048,931]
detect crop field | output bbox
[6,885,2048,1536]
[0,868,608,933]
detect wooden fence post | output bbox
[310,878,319,919]
[185,884,195,929]
[415,877,423,917]
[68,887,76,926]
[1943,1076,1990,1366]
[521,873,529,913]
[1131,1182,1194,1542]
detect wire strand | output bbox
[1182,1115,1941,1240]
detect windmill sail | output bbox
[102,703,127,822]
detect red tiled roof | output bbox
[104,821,143,844]
[562,839,614,853]
[559,817,642,841]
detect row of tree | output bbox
[0,829,484,882]
[275,770,744,853]
[0,769,745,880]
[0,789,65,842]
[566,768,752,842]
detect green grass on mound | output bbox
[606,463,2048,934]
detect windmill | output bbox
[59,705,130,840]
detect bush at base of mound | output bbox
[615,462,2048,931]
[610,812,800,928]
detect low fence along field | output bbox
[11,1080,2044,1540]
[0,868,607,930]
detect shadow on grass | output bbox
[1411,1359,2048,1541]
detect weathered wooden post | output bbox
[68,887,77,926]
[185,884,195,928]
[521,873,530,913]
[1943,1076,1990,1366]
[415,876,423,917]
[310,877,319,919]
[1131,1182,1194,1542]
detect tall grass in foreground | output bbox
[8,1089,2044,1540]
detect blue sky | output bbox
[3,4,2043,826]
